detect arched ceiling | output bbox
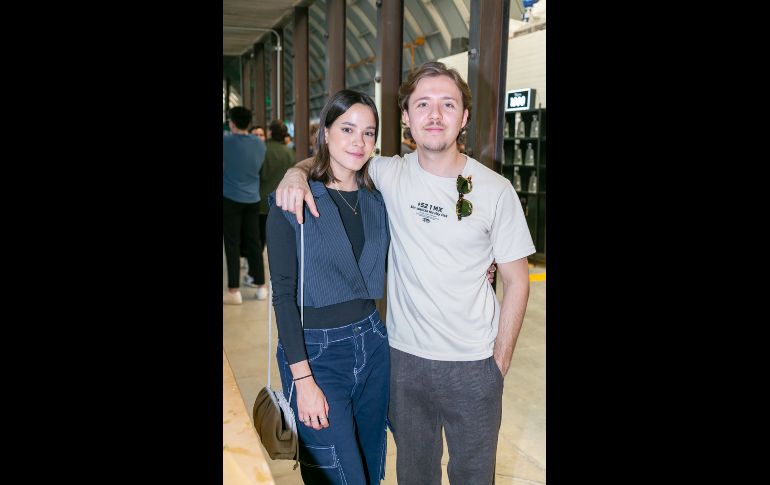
[224,0,526,119]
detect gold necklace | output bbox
[332,183,360,215]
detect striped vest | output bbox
[269,179,389,308]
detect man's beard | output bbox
[417,124,457,152]
[419,140,450,152]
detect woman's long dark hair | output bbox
[310,89,379,191]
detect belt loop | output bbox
[322,329,329,348]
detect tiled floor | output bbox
[223,350,277,485]
[224,249,546,484]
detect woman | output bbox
[266,90,389,484]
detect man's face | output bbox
[251,128,266,141]
[402,75,468,153]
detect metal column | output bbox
[326,0,346,96]
[241,54,252,118]
[376,0,404,157]
[253,43,266,128]
[269,29,284,121]
[467,0,510,171]
[293,7,310,160]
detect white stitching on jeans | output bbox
[373,320,387,338]
[307,343,324,362]
[379,424,387,480]
[299,444,338,469]
[351,338,360,396]
[358,334,367,373]
[338,456,348,485]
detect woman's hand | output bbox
[295,377,330,430]
[487,261,497,283]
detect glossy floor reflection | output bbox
[224,248,546,484]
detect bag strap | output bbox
[267,222,304,404]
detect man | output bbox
[240,125,267,270]
[249,125,266,141]
[255,120,295,278]
[223,106,267,304]
[274,62,534,484]
[283,133,295,152]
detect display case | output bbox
[502,107,546,256]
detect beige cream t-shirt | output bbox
[369,153,535,361]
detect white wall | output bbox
[506,29,546,108]
[440,51,469,83]
[438,27,546,108]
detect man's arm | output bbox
[493,257,530,376]
[274,157,318,223]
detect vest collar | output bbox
[309,179,329,197]
[309,178,379,201]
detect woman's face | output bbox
[324,103,376,179]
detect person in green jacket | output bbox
[248,119,296,294]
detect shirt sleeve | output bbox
[265,205,308,364]
[255,138,266,174]
[490,184,536,263]
[366,155,401,189]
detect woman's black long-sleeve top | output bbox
[266,187,377,364]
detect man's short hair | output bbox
[228,106,252,130]
[397,61,472,144]
[268,120,287,141]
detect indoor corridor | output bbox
[223,247,546,484]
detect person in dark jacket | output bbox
[222,106,266,304]
[242,120,295,299]
[266,90,389,484]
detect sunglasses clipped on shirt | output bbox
[456,174,473,221]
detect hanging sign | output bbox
[505,88,536,112]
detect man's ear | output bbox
[461,108,469,130]
[402,109,411,129]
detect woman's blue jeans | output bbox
[277,309,390,484]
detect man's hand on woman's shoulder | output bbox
[275,159,319,223]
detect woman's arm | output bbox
[265,206,329,429]
[266,205,306,364]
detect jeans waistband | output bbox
[302,309,382,346]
